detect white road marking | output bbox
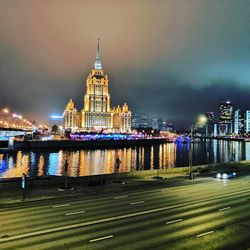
[53,204,71,208]
[219,206,231,211]
[89,235,114,243]
[197,231,214,237]
[130,201,144,205]
[166,218,183,224]
[0,188,249,243]
[65,210,85,216]
[113,195,128,199]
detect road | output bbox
[0,176,250,250]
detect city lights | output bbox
[0,1,249,249]
[3,108,9,114]
[0,107,32,130]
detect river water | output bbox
[0,140,249,178]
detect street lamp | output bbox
[189,115,207,180]
[3,108,9,114]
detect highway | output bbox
[0,176,250,250]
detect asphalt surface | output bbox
[0,176,250,250]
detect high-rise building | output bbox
[132,114,140,128]
[138,113,149,128]
[151,116,162,130]
[234,109,245,135]
[245,111,250,134]
[62,40,131,132]
[81,40,112,129]
[219,101,233,135]
[205,112,215,136]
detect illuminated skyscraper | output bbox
[219,101,233,135]
[234,109,245,135]
[245,111,250,134]
[63,40,131,132]
[81,39,112,129]
[205,112,215,136]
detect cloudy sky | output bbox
[0,0,249,127]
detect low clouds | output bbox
[0,0,249,127]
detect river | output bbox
[0,140,250,178]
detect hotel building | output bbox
[63,40,131,132]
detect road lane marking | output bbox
[130,201,144,205]
[197,231,214,237]
[113,195,128,199]
[0,188,249,243]
[166,218,183,225]
[65,211,85,216]
[89,235,113,243]
[219,207,231,211]
[53,204,71,208]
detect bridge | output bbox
[0,108,33,150]
[0,128,33,150]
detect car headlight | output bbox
[216,173,221,178]
[233,172,236,176]
[222,173,228,179]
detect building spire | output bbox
[94,38,102,70]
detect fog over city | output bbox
[0,0,249,127]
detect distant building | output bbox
[205,112,215,136]
[245,110,250,134]
[139,113,149,128]
[62,99,79,130]
[151,116,162,130]
[234,109,245,135]
[50,115,63,128]
[161,121,167,131]
[132,114,140,128]
[167,122,174,132]
[219,101,233,135]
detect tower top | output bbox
[94,38,102,70]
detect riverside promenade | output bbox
[13,138,168,150]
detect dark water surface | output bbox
[0,140,249,178]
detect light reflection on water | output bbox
[0,140,249,178]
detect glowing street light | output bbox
[3,108,9,114]
[189,115,207,180]
[12,113,22,119]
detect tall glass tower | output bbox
[219,101,233,135]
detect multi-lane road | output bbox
[0,176,250,249]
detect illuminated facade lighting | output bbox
[63,40,132,131]
[219,101,233,135]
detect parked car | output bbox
[216,171,236,179]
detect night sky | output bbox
[0,0,249,127]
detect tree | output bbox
[51,124,59,134]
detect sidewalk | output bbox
[0,173,188,206]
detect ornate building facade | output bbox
[62,40,131,132]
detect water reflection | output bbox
[0,140,249,178]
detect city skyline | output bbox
[0,1,249,127]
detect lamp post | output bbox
[64,159,69,189]
[189,125,194,180]
[189,115,207,180]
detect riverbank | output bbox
[195,136,250,142]
[12,138,168,150]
